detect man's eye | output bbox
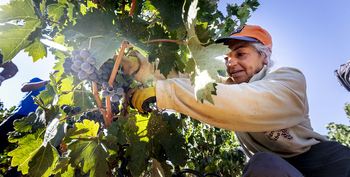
[237,53,245,57]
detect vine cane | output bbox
[106,40,129,125]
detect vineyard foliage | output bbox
[0,0,260,176]
[326,103,350,148]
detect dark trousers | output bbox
[242,141,350,177]
[0,114,26,153]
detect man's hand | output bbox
[128,82,156,113]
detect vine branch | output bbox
[129,0,137,17]
[41,19,66,27]
[61,90,93,94]
[92,82,108,127]
[59,107,105,122]
[106,40,129,125]
[143,39,187,45]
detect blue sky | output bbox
[1,0,350,135]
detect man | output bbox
[129,25,350,177]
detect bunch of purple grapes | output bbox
[63,49,98,82]
[79,110,105,126]
[62,49,133,118]
[60,104,82,129]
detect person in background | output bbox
[334,59,350,92]
[0,53,18,86]
[129,25,350,177]
[0,77,50,153]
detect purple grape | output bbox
[101,90,108,98]
[116,87,124,96]
[63,62,72,69]
[81,62,91,72]
[89,73,97,80]
[78,70,88,80]
[75,54,83,61]
[107,86,114,92]
[71,64,81,72]
[110,95,120,102]
[74,60,83,69]
[86,65,95,74]
[87,57,96,65]
[71,50,80,57]
[80,49,90,58]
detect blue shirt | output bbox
[12,77,46,116]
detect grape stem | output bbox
[59,107,105,122]
[143,39,187,45]
[147,10,158,22]
[88,35,105,50]
[41,20,66,27]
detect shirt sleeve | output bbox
[156,67,307,132]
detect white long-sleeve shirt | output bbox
[156,67,328,158]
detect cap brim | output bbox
[215,36,259,44]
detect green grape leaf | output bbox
[65,11,149,69]
[24,37,47,62]
[147,113,186,167]
[101,134,120,162]
[72,84,94,112]
[161,112,180,133]
[237,5,251,25]
[149,0,185,31]
[40,83,58,106]
[0,0,42,62]
[184,0,231,104]
[11,110,46,133]
[107,117,128,145]
[50,122,66,148]
[53,158,75,177]
[124,114,149,176]
[81,33,124,69]
[124,112,187,176]
[58,76,94,111]
[28,142,59,177]
[32,101,61,124]
[68,133,109,177]
[117,17,149,51]
[245,0,260,11]
[47,3,66,28]
[67,3,76,23]
[8,131,44,175]
[148,24,179,77]
[65,119,99,143]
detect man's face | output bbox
[224,40,265,84]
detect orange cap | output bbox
[215,25,272,49]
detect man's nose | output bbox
[226,57,238,67]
